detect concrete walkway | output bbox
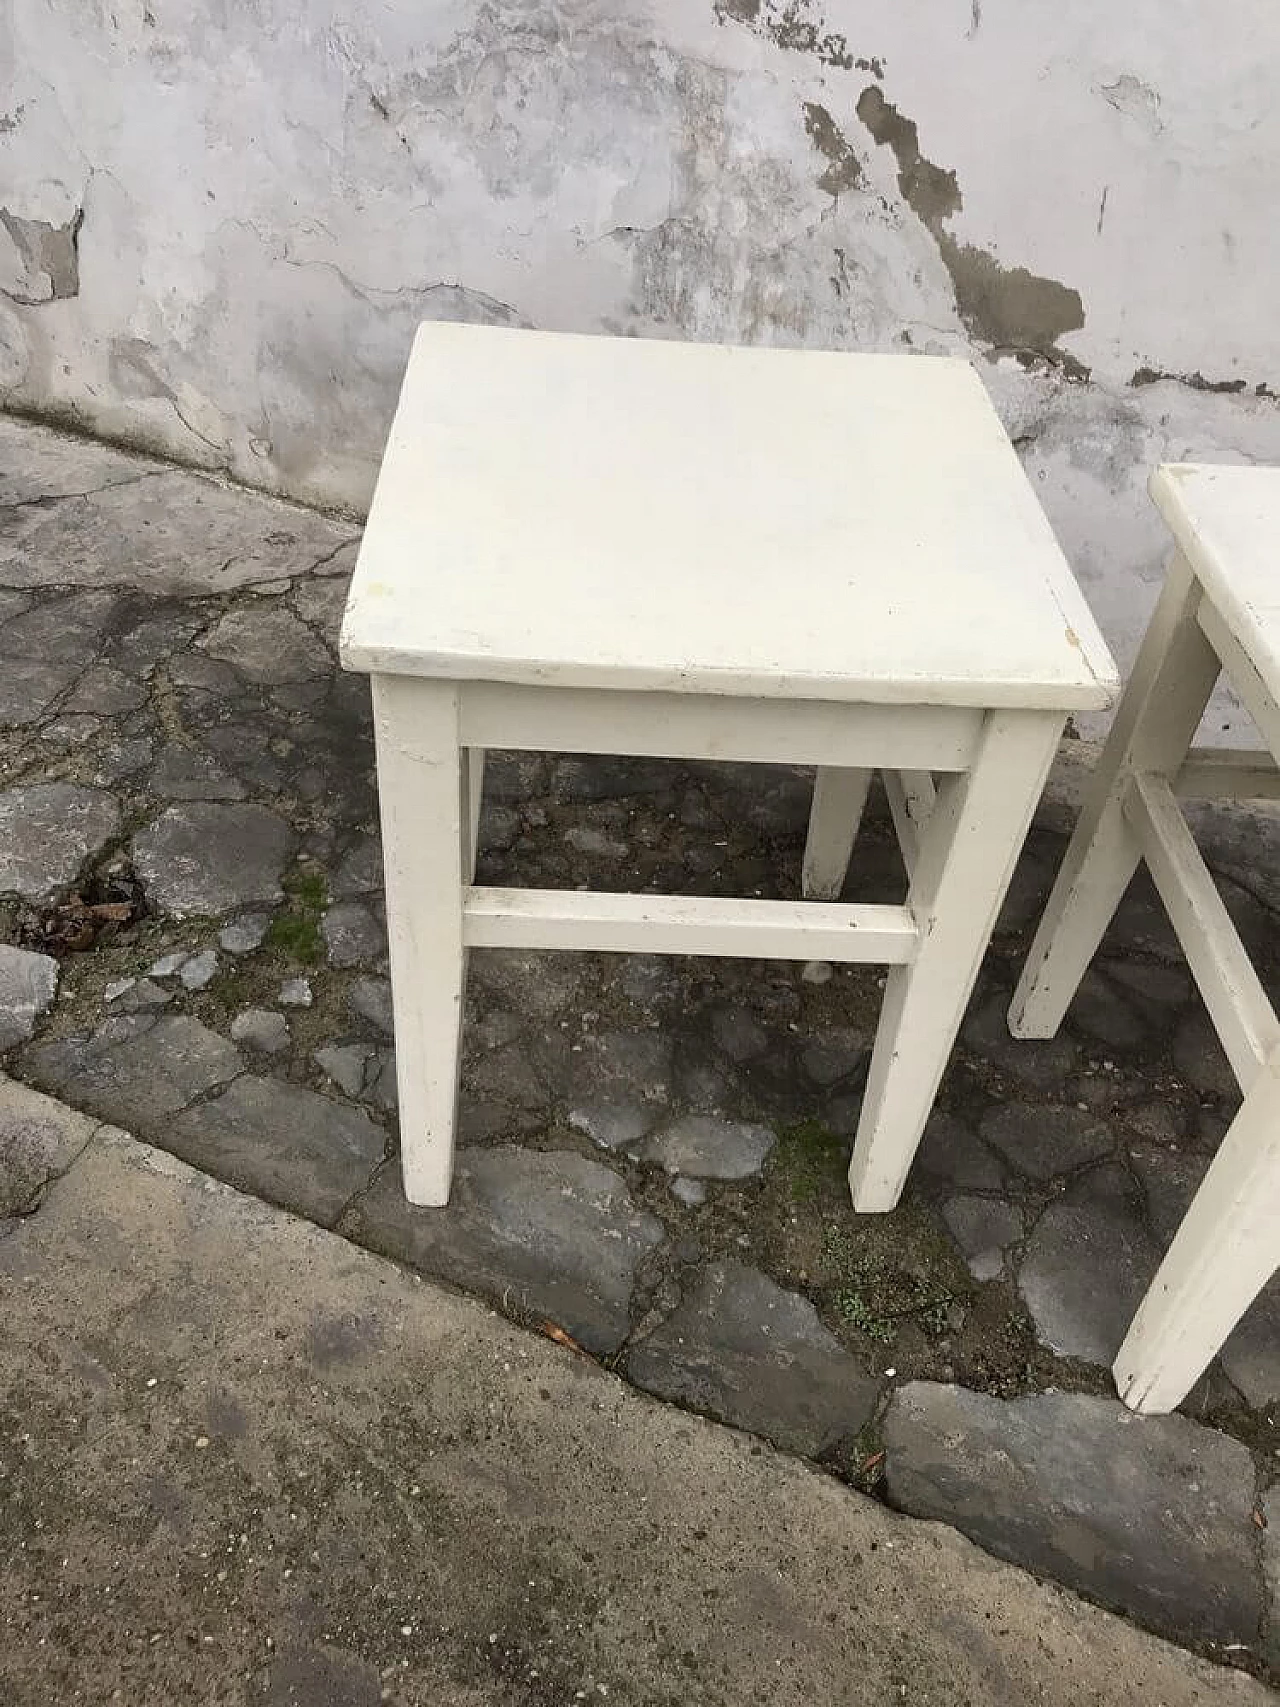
[0,1084,1265,1707]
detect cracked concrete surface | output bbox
[3,414,1280,1685]
[3,1114,1267,1706]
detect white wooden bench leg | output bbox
[371,674,467,1206]
[884,770,937,879]
[850,711,1063,1211]
[1115,1045,1280,1414]
[465,748,487,881]
[1010,552,1219,1039]
[802,767,872,900]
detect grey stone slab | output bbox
[0,654,80,725]
[469,948,583,1018]
[200,605,331,683]
[0,589,123,665]
[941,1196,1024,1281]
[0,944,57,1051]
[218,912,270,954]
[168,1076,383,1224]
[963,994,1078,1086]
[108,606,206,678]
[345,1147,664,1355]
[1172,1010,1238,1100]
[167,651,247,697]
[24,1014,243,1130]
[1104,958,1195,1011]
[470,1010,523,1052]
[146,951,188,978]
[708,1007,768,1063]
[133,803,292,916]
[628,1262,879,1456]
[1017,1165,1159,1365]
[911,1113,1007,1196]
[229,1008,290,1055]
[568,1101,655,1152]
[0,784,120,899]
[0,469,356,596]
[636,1114,776,1180]
[1131,1143,1280,1408]
[883,1383,1262,1651]
[466,1042,549,1110]
[290,572,349,639]
[321,900,384,968]
[980,1102,1115,1180]
[550,756,673,803]
[1064,970,1150,1051]
[670,1177,707,1207]
[1122,1098,1187,1146]
[0,1074,97,1215]
[149,742,247,802]
[329,834,383,898]
[568,1028,674,1104]
[477,802,519,853]
[106,978,171,1013]
[364,1050,398,1112]
[0,417,151,504]
[179,949,219,991]
[564,825,629,859]
[279,977,312,1008]
[801,1028,868,1088]
[40,712,100,749]
[63,665,147,716]
[348,976,393,1036]
[92,735,154,785]
[314,1043,370,1098]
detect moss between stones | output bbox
[266,865,327,964]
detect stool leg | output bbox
[803,767,872,900]
[884,770,936,878]
[1010,552,1219,1039]
[372,674,467,1207]
[850,711,1062,1211]
[1115,1047,1280,1413]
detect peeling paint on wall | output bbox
[801,103,862,196]
[0,208,82,306]
[714,0,868,73]
[855,87,1086,377]
[1130,365,1277,400]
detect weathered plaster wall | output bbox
[3,1,1279,729]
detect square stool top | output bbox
[342,324,1116,711]
[1150,462,1280,698]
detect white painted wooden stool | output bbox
[340,323,1115,1213]
[1011,462,1280,1414]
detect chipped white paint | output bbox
[3,2,1280,728]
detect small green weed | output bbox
[266,864,328,964]
[822,1223,957,1346]
[774,1118,845,1202]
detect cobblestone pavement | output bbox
[3,413,1279,1680]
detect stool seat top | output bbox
[1150,462,1280,697]
[342,324,1116,711]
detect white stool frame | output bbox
[374,673,1062,1214]
[1011,538,1280,1415]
